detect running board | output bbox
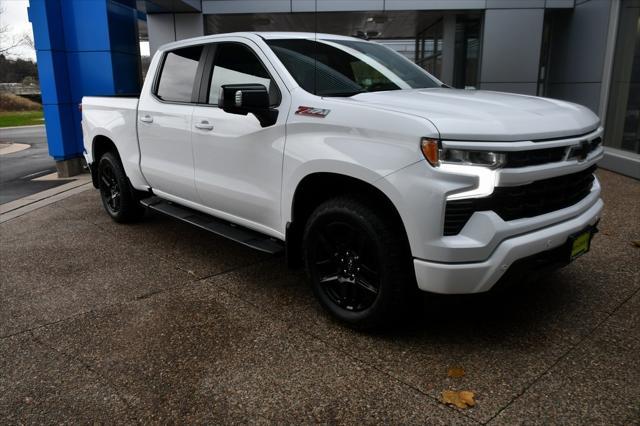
[139,196,284,254]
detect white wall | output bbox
[147,13,204,56]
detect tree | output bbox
[0,54,39,83]
[0,7,34,56]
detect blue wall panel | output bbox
[112,52,142,94]
[34,49,71,105]
[42,104,78,160]
[66,52,116,101]
[107,1,141,55]
[59,0,112,52]
[28,0,142,161]
[27,0,65,51]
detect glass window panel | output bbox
[605,7,640,154]
[208,43,273,105]
[156,45,203,102]
[267,38,439,97]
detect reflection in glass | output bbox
[156,46,203,102]
[267,38,440,97]
[453,16,481,89]
[416,19,444,79]
[605,6,640,154]
[208,43,273,105]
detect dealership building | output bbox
[28,0,639,178]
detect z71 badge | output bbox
[295,106,331,118]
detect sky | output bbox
[0,0,150,61]
[1,0,35,61]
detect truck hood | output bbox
[350,88,600,141]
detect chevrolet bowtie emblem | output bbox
[577,140,590,161]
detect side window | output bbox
[208,43,276,105]
[156,45,204,102]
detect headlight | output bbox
[421,138,507,169]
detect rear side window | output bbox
[156,45,204,102]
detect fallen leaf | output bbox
[441,390,476,409]
[631,240,640,248]
[441,391,462,408]
[459,390,476,407]
[447,367,465,378]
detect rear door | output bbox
[191,39,290,234]
[138,44,206,202]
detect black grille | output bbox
[504,147,566,168]
[443,199,476,236]
[497,136,602,168]
[567,137,602,161]
[444,166,596,236]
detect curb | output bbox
[0,142,30,155]
[0,174,93,223]
[0,124,46,131]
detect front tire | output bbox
[98,152,144,223]
[303,196,414,329]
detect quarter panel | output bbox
[81,96,149,189]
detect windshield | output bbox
[266,38,440,97]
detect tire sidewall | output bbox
[304,202,396,326]
[98,153,134,222]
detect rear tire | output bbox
[97,152,144,223]
[302,196,414,329]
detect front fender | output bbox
[281,96,441,222]
[282,157,421,232]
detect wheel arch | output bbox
[90,135,122,188]
[286,171,410,268]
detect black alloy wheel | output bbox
[303,196,413,329]
[99,160,121,214]
[97,152,144,223]
[309,219,381,312]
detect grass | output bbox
[0,111,44,127]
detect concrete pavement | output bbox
[0,125,65,205]
[0,169,638,423]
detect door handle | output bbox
[195,120,214,131]
[139,114,153,123]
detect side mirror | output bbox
[218,84,278,127]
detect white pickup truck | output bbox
[82,32,603,328]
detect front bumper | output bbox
[413,197,603,294]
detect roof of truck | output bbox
[252,32,362,41]
[157,32,365,52]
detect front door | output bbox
[191,40,289,234]
[138,44,205,202]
